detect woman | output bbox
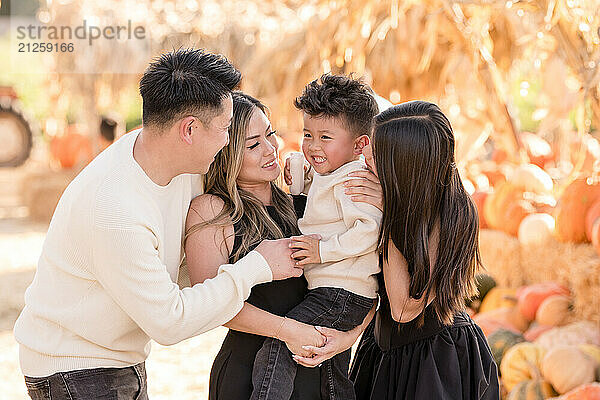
[184,92,373,400]
[298,101,500,399]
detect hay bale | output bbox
[569,252,600,323]
[519,240,600,322]
[518,240,595,286]
[478,229,523,287]
[21,170,75,223]
[480,228,600,322]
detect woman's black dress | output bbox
[208,196,322,400]
[350,275,500,400]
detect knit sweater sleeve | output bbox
[90,221,272,346]
[318,183,382,263]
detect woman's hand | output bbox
[278,317,327,358]
[291,326,362,368]
[292,303,376,367]
[344,169,383,212]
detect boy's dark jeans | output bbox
[251,287,374,400]
[24,362,148,400]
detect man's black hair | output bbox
[294,73,379,137]
[139,48,241,128]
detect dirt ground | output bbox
[0,216,228,400]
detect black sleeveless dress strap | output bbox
[350,273,500,400]
[209,195,322,400]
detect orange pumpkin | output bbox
[473,313,520,337]
[554,178,600,243]
[585,200,600,242]
[551,382,600,400]
[484,182,532,235]
[50,132,93,169]
[504,200,536,237]
[517,282,570,321]
[592,219,600,255]
[492,147,508,163]
[473,307,528,336]
[471,190,490,229]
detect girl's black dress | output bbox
[208,196,322,400]
[350,274,500,400]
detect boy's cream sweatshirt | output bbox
[299,160,382,299]
[13,129,272,377]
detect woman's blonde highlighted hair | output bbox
[184,91,299,262]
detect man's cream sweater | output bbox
[13,129,272,377]
[299,160,382,299]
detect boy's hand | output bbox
[284,157,293,186]
[284,155,311,187]
[290,234,322,265]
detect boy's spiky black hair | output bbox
[294,73,379,137]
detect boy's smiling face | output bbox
[301,113,359,174]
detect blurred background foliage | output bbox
[0,0,599,175]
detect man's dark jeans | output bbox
[252,287,374,400]
[24,362,148,400]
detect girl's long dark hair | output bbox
[374,101,480,325]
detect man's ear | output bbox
[353,135,370,155]
[179,116,197,145]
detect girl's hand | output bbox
[290,234,322,265]
[278,318,326,358]
[344,169,383,212]
[292,325,362,368]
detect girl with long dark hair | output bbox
[346,101,500,398]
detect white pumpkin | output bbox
[541,346,596,394]
[511,164,553,194]
[463,178,475,195]
[518,213,555,246]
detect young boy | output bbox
[251,74,382,400]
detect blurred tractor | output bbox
[0,86,34,167]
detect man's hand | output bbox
[255,238,304,280]
[290,234,322,266]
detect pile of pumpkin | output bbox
[465,131,600,253]
[467,276,600,399]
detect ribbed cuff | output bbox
[226,250,272,285]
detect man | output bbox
[14,48,302,399]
